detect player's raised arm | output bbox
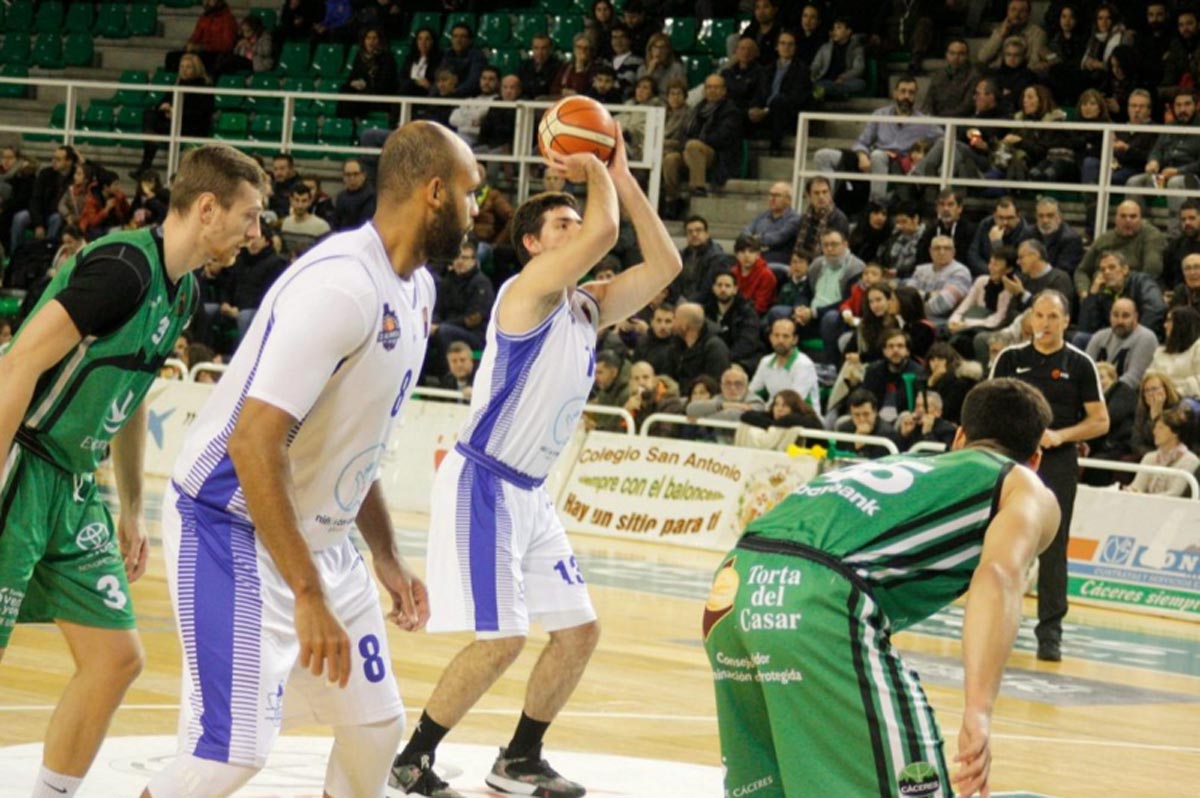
[955,464,1059,797]
[586,123,683,329]
[498,151,619,334]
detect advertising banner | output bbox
[557,432,821,551]
[141,379,216,477]
[1067,486,1200,620]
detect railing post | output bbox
[1094,125,1115,242]
[646,104,664,210]
[792,112,807,207]
[167,86,184,177]
[516,103,532,203]
[282,94,295,155]
[939,122,957,191]
[63,84,76,146]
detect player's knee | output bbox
[325,716,406,798]
[145,755,260,798]
[477,634,527,667]
[82,632,144,685]
[552,619,600,656]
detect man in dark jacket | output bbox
[917,189,978,265]
[518,34,561,100]
[210,232,288,349]
[427,240,496,378]
[1163,199,1200,291]
[921,38,979,117]
[1077,251,1167,337]
[721,37,767,121]
[674,215,726,300]
[661,74,743,211]
[669,302,731,385]
[1126,90,1200,223]
[861,329,925,418]
[748,30,813,155]
[835,389,898,459]
[702,270,763,375]
[1032,197,1084,277]
[333,158,376,230]
[441,23,488,99]
[10,145,76,253]
[632,303,678,378]
[966,197,1036,276]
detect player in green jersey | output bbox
[704,378,1061,798]
[0,145,268,798]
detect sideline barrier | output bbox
[133,380,1198,620]
[556,431,821,550]
[639,412,900,455]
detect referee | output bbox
[990,290,1109,661]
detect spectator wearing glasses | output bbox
[334,158,375,230]
[551,34,601,98]
[977,0,1051,71]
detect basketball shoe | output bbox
[484,744,586,797]
[387,753,465,798]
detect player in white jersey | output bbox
[142,122,480,798]
[389,131,681,798]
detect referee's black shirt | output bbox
[990,341,1103,440]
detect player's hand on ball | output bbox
[545,149,601,184]
[375,555,431,631]
[117,514,149,583]
[953,709,992,797]
[295,592,351,688]
[606,121,630,177]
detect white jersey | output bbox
[173,224,434,550]
[457,281,599,484]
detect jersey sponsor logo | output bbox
[334,443,385,512]
[795,460,934,515]
[265,682,284,726]
[739,564,803,632]
[79,435,110,453]
[897,761,942,797]
[1052,368,1068,379]
[422,306,430,338]
[75,522,111,552]
[378,303,401,351]
[702,558,738,641]
[102,390,137,434]
[552,397,586,445]
[727,774,775,797]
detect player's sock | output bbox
[32,766,82,798]
[396,711,450,764]
[505,712,551,759]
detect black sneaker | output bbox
[1036,640,1062,662]
[387,753,465,798]
[484,745,586,798]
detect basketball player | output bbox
[142,122,478,798]
[704,379,1060,798]
[389,128,682,797]
[0,145,267,798]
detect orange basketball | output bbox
[538,96,619,164]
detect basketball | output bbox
[538,96,619,164]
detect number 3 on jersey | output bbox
[554,556,585,586]
[96,574,128,610]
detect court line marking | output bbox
[1,704,1197,756]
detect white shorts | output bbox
[425,449,596,636]
[161,484,404,768]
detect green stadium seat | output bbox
[489,47,521,76]
[80,103,115,146]
[94,3,130,39]
[214,111,249,141]
[0,64,29,99]
[310,42,345,82]
[113,105,145,148]
[390,42,410,67]
[0,4,6,33]
[63,33,94,67]
[215,74,247,110]
[476,13,511,49]
[0,33,31,66]
[290,77,335,118]
[34,1,63,34]
[539,0,588,12]
[694,18,735,57]
[4,1,34,33]
[34,102,82,143]
[129,4,158,37]
[663,17,697,53]
[249,113,283,154]
[511,12,547,49]
[248,8,277,31]
[246,73,282,113]
[547,15,584,52]
[147,68,177,105]
[292,115,318,148]
[277,40,311,78]
[409,11,442,36]
[680,53,712,88]
[31,33,64,69]
[64,2,94,34]
[160,0,200,8]
[319,117,354,147]
[112,69,150,106]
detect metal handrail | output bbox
[188,362,227,381]
[412,386,467,401]
[1079,456,1200,499]
[160,357,188,380]
[908,441,949,454]
[583,404,637,436]
[792,109,1200,241]
[411,388,636,436]
[640,412,740,436]
[0,76,665,207]
[638,413,900,455]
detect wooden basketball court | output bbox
[1,491,1197,797]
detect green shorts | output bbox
[0,446,135,647]
[702,535,949,798]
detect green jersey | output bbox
[745,449,1013,631]
[11,228,196,474]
